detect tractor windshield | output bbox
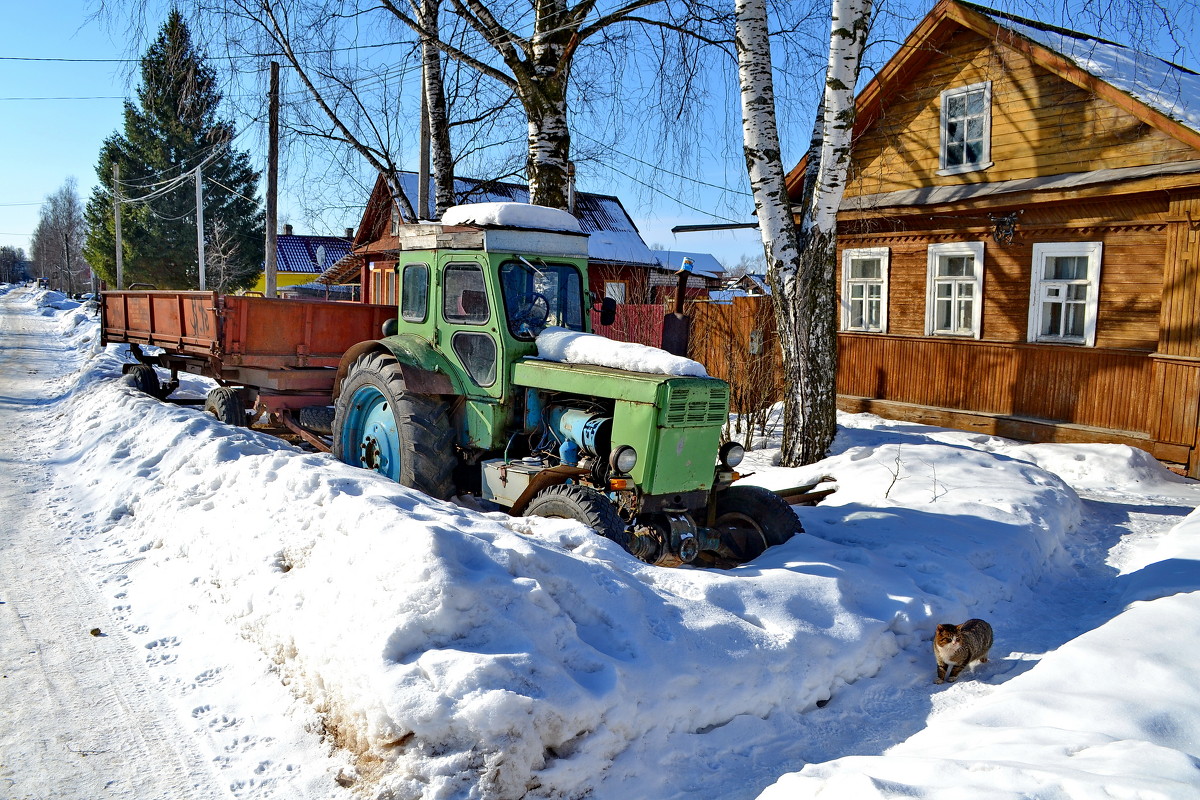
[499,259,586,340]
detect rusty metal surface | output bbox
[102,290,396,375]
[277,410,333,453]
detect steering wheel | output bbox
[510,292,550,333]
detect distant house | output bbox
[250,226,354,297]
[792,0,1200,474]
[707,273,771,305]
[323,173,720,305]
[650,250,725,303]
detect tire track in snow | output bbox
[0,286,228,800]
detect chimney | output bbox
[345,227,354,238]
[283,224,293,236]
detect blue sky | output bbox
[0,0,770,269]
[3,0,1198,273]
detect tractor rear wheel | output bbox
[332,350,456,500]
[204,387,248,427]
[523,483,631,553]
[698,485,802,567]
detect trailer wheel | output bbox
[699,485,802,567]
[332,351,456,500]
[523,483,632,553]
[204,387,248,427]
[126,364,160,397]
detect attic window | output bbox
[939,81,993,176]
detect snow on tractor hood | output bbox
[441,202,583,233]
[535,326,709,377]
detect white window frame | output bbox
[840,247,890,332]
[938,81,993,176]
[1027,242,1103,347]
[604,280,627,304]
[926,241,985,338]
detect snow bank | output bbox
[760,590,1200,800]
[53,351,1078,798]
[535,326,709,377]
[25,298,1200,800]
[441,202,582,232]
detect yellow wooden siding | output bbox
[847,28,1200,198]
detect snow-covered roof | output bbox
[396,173,657,267]
[966,2,1200,135]
[652,250,725,279]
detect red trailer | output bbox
[100,291,396,448]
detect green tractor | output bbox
[330,203,808,567]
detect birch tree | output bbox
[379,0,704,210]
[31,179,90,295]
[735,0,871,465]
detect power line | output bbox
[0,95,124,101]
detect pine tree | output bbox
[84,11,263,290]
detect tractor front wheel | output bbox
[699,485,802,567]
[523,483,631,553]
[332,351,456,500]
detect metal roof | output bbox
[274,234,354,274]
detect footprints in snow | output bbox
[145,635,181,665]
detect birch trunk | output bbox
[735,0,872,466]
[421,0,457,217]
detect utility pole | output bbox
[265,60,280,298]
[195,165,206,291]
[112,163,124,289]
[418,57,430,221]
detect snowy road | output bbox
[0,286,225,799]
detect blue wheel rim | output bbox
[340,384,401,481]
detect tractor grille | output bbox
[662,382,729,427]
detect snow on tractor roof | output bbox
[441,202,584,233]
[535,326,709,377]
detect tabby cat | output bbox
[933,618,993,684]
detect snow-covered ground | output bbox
[2,282,1199,799]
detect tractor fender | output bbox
[334,336,463,401]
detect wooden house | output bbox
[789,0,1200,475]
[323,173,719,305]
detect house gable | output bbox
[788,0,1200,476]
[844,22,1200,202]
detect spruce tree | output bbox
[84,11,263,290]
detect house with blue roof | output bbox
[322,173,722,305]
[249,225,355,297]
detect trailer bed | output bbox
[101,291,395,371]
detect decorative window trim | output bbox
[840,247,890,333]
[926,241,985,338]
[938,81,993,176]
[1027,242,1103,347]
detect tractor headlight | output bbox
[719,441,745,469]
[610,445,638,475]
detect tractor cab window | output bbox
[401,263,429,323]
[499,259,585,340]
[443,263,490,325]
